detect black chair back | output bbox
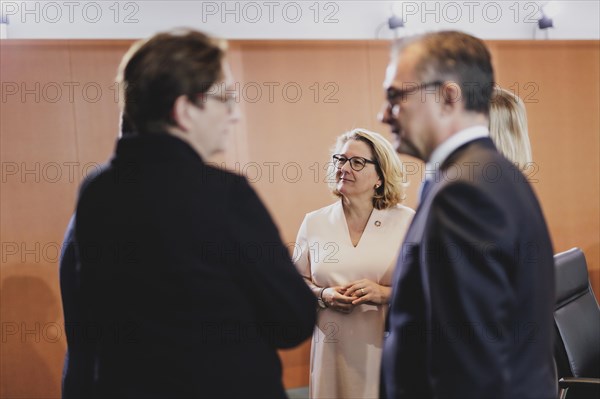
[554,248,600,379]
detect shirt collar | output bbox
[424,125,489,180]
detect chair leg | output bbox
[559,387,568,399]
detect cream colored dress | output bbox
[294,201,414,399]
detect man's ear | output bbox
[441,82,462,112]
[171,95,195,132]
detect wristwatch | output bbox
[318,287,328,309]
[318,297,327,309]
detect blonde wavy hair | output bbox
[489,88,533,169]
[329,128,407,210]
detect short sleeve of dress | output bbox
[293,215,312,281]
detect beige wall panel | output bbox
[1,265,65,399]
[235,41,379,245]
[1,42,75,398]
[207,43,251,167]
[0,42,79,243]
[236,41,422,388]
[68,41,132,175]
[489,41,600,296]
[279,340,312,389]
[366,41,423,211]
[1,39,599,397]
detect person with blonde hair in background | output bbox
[294,128,414,399]
[489,87,533,170]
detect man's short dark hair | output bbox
[393,31,495,115]
[117,29,227,134]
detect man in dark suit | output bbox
[59,215,94,398]
[73,29,316,398]
[59,118,135,399]
[379,31,556,398]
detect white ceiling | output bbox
[1,1,599,40]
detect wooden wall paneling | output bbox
[206,43,252,168]
[237,41,377,242]
[236,40,383,388]
[68,41,133,176]
[366,41,423,211]
[0,41,75,399]
[1,39,598,397]
[490,41,600,296]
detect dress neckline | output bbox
[338,201,378,248]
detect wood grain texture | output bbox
[1,39,598,396]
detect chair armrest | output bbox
[559,377,600,387]
[559,377,600,399]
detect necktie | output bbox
[418,178,433,204]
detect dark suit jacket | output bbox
[382,138,556,399]
[60,215,94,398]
[74,134,316,398]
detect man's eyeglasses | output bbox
[332,154,377,171]
[386,81,444,105]
[196,92,238,114]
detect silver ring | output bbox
[360,288,366,296]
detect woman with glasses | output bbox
[294,128,414,399]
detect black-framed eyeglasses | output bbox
[386,81,444,105]
[332,154,377,171]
